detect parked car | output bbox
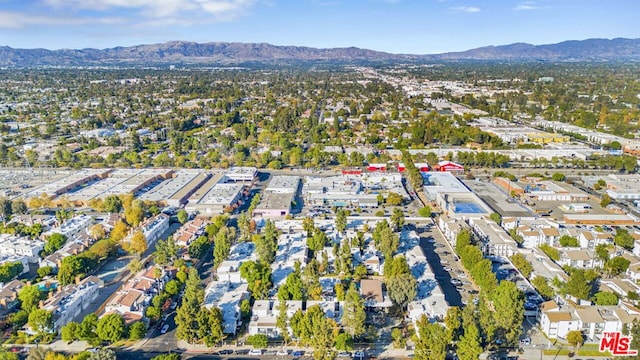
[249,349,264,356]
[218,349,233,355]
[292,350,305,357]
[338,352,352,357]
[277,349,291,356]
[353,351,366,359]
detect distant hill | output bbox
[1,38,640,66]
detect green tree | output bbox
[103,195,123,213]
[37,266,53,278]
[61,321,80,342]
[124,230,147,255]
[595,244,610,263]
[44,233,67,255]
[28,309,53,334]
[414,316,450,360]
[276,299,290,342]
[335,333,353,351]
[254,221,278,264]
[154,237,179,266]
[96,313,125,342]
[239,260,272,299]
[538,244,560,261]
[281,262,305,300]
[197,307,225,347]
[558,235,579,247]
[150,354,179,360]
[386,273,417,310]
[342,283,366,338]
[457,322,483,360]
[390,208,405,232]
[0,348,18,360]
[213,227,232,267]
[307,228,328,252]
[391,328,406,349]
[386,192,403,206]
[531,276,555,300]
[551,172,566,181]
[291,305,339,360]
[418,206,432,218]
[79,313,99,343]
[124,199,145,227]
[18,285,43,313]
[491,281,524,345]
[378,227,399,259]
[510,253,533,279]
[189,235,210,260]
[600,193,611,208]
[177,209,189,224]
[566,330,584,348]
[247,334,268,348]
[145,305,161,322]
[335,208,347,234]
[489,212,502,224]
[444,307,462,341]
[0,261,23,283]
[615,228,635,250]
[176,268,205,344]
[565,269,592,299]
[592,291,619,305]
[88,349,117,360]
[606,256,631,276]
[128,321,147,340]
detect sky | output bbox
[1,0,640,54]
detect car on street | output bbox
[160,324,169,334]
[353,351,366,359]
[338,351,352,357]
[292,350,305,357]
[277,349,290,356]
[217,349,234,355]
[249,349,264,356]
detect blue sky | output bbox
[2,0,639,54]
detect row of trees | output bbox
[175,268,224,346]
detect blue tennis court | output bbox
[453,202,486,214]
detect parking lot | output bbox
[418,223,477,307]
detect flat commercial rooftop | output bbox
[139,170,210,203]
[199,183,245,205]
[266,176,300,192]
[27,169,111,198]
[67,168,172,201]
[255,191,294,211]
[463,179,533,218]
[422,172,470,194]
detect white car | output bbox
[249,349,264,356]
[277,349,290,356]
[160,324,169,334]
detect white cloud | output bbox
[0,11,121,28]
[515,2,539,10]
[42,0,257,18]
[450,6,480,13]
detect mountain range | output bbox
[1,38,640,66]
